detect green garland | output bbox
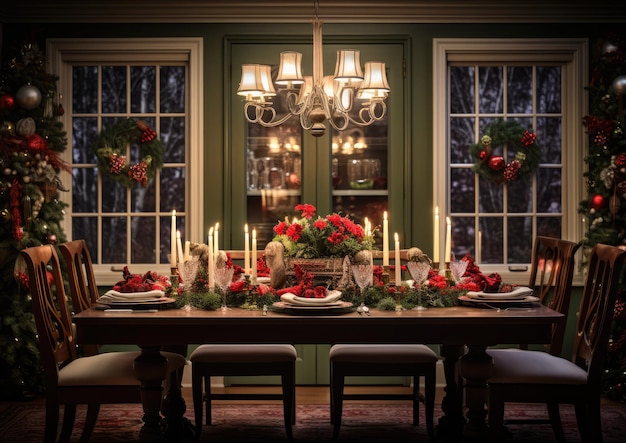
[469,120,541,183]
[91,118,165,188]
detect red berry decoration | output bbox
[479,150,489,160]
[488,155,505,171]
[129,161,149,187]
[615,153,626,167]
[108,154,126,174]
[590,193,606,211]
[503,160,522,181]
[520,130,537,146]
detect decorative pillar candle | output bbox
[176,231,184,266]
[382,211,389,267]
[208,227,214,289]
[433,206,440,264]
[170,210,177,268]
[394,232,401,284]
[244,224,250,274]
[445,217,452,263]
[251,228,258,283]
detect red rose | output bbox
[295,203,316,219]
[314,286,327,298]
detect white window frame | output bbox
[433,38,588,285]
[47,38,204,285]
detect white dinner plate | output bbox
[280,290,342,306]
[466,286,533,300]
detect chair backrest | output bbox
[572,243,626,389]
[528,236,581,355]
[20,245,77,382]
[59,239,98,314]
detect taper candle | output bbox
[383,211,389,267]
[244,224,250,275]
[252,228,258,283]
[214,222,219,258]
[394,232,401,284]
[176,231,184,266]
[208,227,214,289]
[445,217,452,263]
[184,240,190,262]
[433,206,440,264]
[170,210,177,268]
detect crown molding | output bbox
[1,1,625,24]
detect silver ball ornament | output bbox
[15,84,42,110]
[612,75,626,97]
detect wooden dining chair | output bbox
[189,344,297,441]
[487,243,626,442]
[21,244,187,443]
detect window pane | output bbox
[507,216,532,263]
[72,117,97,163]
[160,66,185,113]
[102,66,127,113]
[450,117,474,163]
[131,216,156,263]
[102,217,127,263]
[161,117,186,163]
[72,66,97,113]
[451,216,475,260]
[160,167,186,212]
[72,169,98,213]
[131,66,156,113]
[537,66,561,113]
[478,178,503,213]
[537,216,561,238]
[479,217,503,263]
[450,66,474,114]
[507,66,532,114]
[537,117,562,163]
[450,169,475,212]
[507,179,532,213]
[132,183,156,212]
[479,67,503,114]
[72,217,98,255]
[102,175,127,212]
[537,168,562,213]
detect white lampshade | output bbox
[276,51,304,85]
[237,64,265,97]
[357,88,389,100]
[323,75,338,98]
[259,65,276,96]
[359,61,390,92]
[297,76,313,105]
[334,49,363,83]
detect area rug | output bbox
[1,401,625,442]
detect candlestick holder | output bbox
[382,266,390,285]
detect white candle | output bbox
[176,231,184,266]
[364,217,371,237]
[252,228,258,284]
[383,211,389,267]
[445,217,452,263]
[394,232,401,284]
[170,210,177,268]
[208,227,214,289]
[244,224,250,275]
[214,222,219,258]
[184,240,190,262]
[477,230,482,263]
[433,206,440,264]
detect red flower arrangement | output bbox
[272,204,375,259]
[113,266,171,292]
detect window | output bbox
[433,39,587,284]
[48,38,203,285]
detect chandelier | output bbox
[237,0,390,137]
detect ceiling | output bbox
[1,0,625,24]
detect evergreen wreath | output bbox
[469,120,541,183]
[91,118,165,188]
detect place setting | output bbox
[458,286,539,309]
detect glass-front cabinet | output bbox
[230,37,406,384]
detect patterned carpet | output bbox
[1,401,625,442]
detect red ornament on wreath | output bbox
[488,155,505,171]
[590,193,606,211]
[0,93,15,111]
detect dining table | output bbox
[73,303,563,442]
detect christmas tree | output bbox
[0,43,69,399]
[579,33,626,402]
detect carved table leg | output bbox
[437,344,466,442]
[459,345,493,440]
[160,345,195,441]
[135,346,169,442]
